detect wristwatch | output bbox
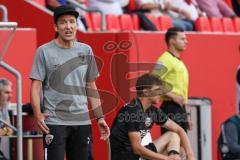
[96,116,105,122]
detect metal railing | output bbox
[67,0,106,31]
[0,4,8,22]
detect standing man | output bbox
[0,78,13,136]
[110,73,195,160]
[30,5,109,160]
[152,27,190,134]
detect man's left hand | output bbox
[97,118,110,140]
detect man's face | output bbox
[54,14,78,41]
[0,85,12,106]
[172,32,188,52]
[148,85,162,104]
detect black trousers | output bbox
[160,101,188,134]
[43,125,92,160]
[223,152,240,160]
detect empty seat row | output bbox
[85,13,173,32]
[195,17,240,32]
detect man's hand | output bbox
[97,118,110,140]
[167,154,181,160]
[6,127,13,136]
[179,9,192,20]
[0,128,7,136]
[187,155,195,160]
[163,2,172,10]
[34,113,49,134]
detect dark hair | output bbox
[165,27,184,46]
[136,73,162,96]
[0,78,11,91]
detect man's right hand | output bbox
[35,113,49,134]
[167,154,181,160]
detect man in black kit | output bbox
[110,73,195,160]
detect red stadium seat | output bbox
[233,17,240,32]
[106,14,121,31]
[119,14,134,31]
[222,17,235,32]
[132,14,140,30]
[90,12,101,31]
[84,13,93,31]
[145,14,161,30]
[158,16,172,31]
[209,18,224,32]
[195,17,212,32]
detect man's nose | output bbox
[65,22,71,28]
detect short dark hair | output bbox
[165,27,184,46]
[0,78,11,91]
[136,73,162,96]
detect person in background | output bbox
[0,78,13,136]
[152,27,191,134]
[88,0,129,15]
[195,0,236,18]
[231,0,240,16]
[135,0,198,31]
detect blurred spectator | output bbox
[0,78,13,136]
[135,0,199,31]
[46,0,67,11]
[88,0,129,15]
[232,0,240,16]
[46,0,88,31]
[218,113,240,159]
[195,0,236,17]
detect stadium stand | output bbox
[158,16,173,31]
[131,14,140,30]
[106,14,121,31]
[233,17,240,32]
[90,12,101,31]
[127,0,136,11]
[119,14,134,31]
[145,14,161,30]
[195,17,212,32]
[209,17,224,32]
[84,12,93,31]
[222,17,235,32]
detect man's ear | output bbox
[54,24,58,32]
[169,38,175,46]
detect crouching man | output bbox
[110,73,195,160]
